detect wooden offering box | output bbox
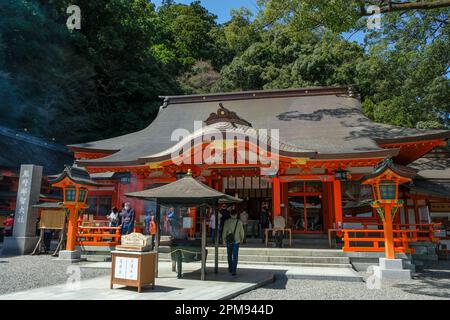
[110,250,156,293]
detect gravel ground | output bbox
[234,262,450,300]
[1,243,449,300]
[0,253,110,295]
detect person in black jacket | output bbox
[218,204,230,244]
[259,203,271,243]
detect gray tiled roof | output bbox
[70,87,449,166]
[126,176,241,205]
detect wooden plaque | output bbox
[39,209,65,230]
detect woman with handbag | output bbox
[222,210,245,276]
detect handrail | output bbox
[76,225,121,246]
[342,228,420,253]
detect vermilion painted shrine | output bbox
[66,86,450,254]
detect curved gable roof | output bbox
[70,87,449,167]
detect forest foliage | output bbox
[0,0,448,143]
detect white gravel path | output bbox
[233,263,450,300]
[0,254,110,295]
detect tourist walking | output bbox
[222,210,245,276]
[120,202,135,235]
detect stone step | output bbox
[206,247,345,257]
[412,253,439,261]
[352,261,415,273]
[409,242,438,248]
[209,259,353,268]
[80,254,111,262]
[206,254,350,264]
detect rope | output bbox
[169,248,203,256]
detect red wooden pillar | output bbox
[322,182,329,231]
[383,203,396,259]
[66,204,78,251]
[134,175,145,220]
[332,179,343,228]
[189,207,196,238]
[272,177,281,217]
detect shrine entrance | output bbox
[286,181,325,234]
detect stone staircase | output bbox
[204,247,353,268]
[78,245,114,262]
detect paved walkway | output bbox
[0,261,274,300]
[80,260,362,282]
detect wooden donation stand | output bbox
[110,233,156,293]
[32,208,66,256]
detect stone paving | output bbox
[0,261,274,300]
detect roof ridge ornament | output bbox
[205,103,252,127]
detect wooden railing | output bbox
[341,224,440,253]
[76,225,121,247]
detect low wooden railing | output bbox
[76,226,121,247]
[359,223,440,242]
[341,224,441,253]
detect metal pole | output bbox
[201,206,207,281]
[214,205,219,274]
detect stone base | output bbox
[2,236,39,256]
[373,258,411,282]
[59,250,81,262]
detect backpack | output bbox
[225,220,239,244]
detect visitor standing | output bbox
[239,209,249,244]
[167,207,176,237]
[144,211,156,250]
[222,210,245,276]
[121,202,135,235]
[107,207,120,234]
[209,210,222,243]
[3,214,14,236]
[162,212,169,235]
[259,203,271,243]
[219,204,230,244]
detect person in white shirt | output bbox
[210,211,222,243]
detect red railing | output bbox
[341,223,440,253]
[76,225,121,247]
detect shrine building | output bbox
[68,86,450,253]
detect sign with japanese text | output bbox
[13,165,43,237]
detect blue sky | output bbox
[151,0,260,23]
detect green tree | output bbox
[178,60,221,94]
[216,29,364,91]
[153,0,220,71]
[357,10,450,128]
[0,0,95,142]
[223,8,261,55]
